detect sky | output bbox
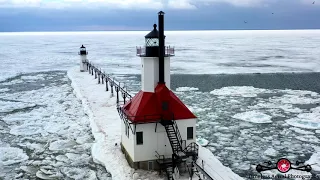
[0,0,319,31]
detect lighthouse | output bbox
[118,11,199,178]
[79,45,88,72]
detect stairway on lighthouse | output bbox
[157,118,200,180]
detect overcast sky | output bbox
[0,0,319,31]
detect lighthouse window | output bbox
[162,102,168,111]
[125,123,129,138]
[127,124,130,138]
[187,127,193,140]
[136,132,143,145]
[146,38,159,47]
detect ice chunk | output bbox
[233,111,272,123]
[289,127,314,135]
[21,74,45,81]
[272,94,320,105]
[210,86,272,97]
[0,88,10,93]
[264,147,277,156]
[0,147,29,166]
[56,155,68,162]
[295,135,319,143]
[0,100,37,113]
[285,112,320,129]
[175,87,199,92]
[49,140,76,151]
[197,138,209,147]
[61,167,97,180]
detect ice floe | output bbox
[0,88,9,92]
[285,112,320,129]
[233,110,272,123]
[175,87,199,92]
[210,86,272,97]
[197,137,209,147]
[264,147,277,157]
[0,100,37,113]
[20,74,46,81]
[289,127,314,135]
[0,147,29,166]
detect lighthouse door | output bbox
[156,132,166,156]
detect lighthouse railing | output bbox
[155,151,166,164]
[136,46,175,56]
[183,142,199,156]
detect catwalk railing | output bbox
[84,61,133,104]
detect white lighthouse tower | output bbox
[79,45,88,72]
[118,11,198,179]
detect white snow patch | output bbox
[68,66,244,180]
[175,87,199,92]
[0,147,29,166]
[233,111,272,123]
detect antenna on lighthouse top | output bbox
[158,11,165,84]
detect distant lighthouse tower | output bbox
[79,45,88,72]
[118,11,198,179]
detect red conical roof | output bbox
[122,83,196,123]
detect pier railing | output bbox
[136,46,175,57]
[84,61,133,102]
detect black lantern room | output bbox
[79,45,88,55]
[143,24,165,57]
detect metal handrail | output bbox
[183,142,199,156]
[173,120,183,151]
[86,61,133,100]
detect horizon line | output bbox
[1,28,320,33]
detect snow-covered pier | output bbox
[67,66,244,180]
